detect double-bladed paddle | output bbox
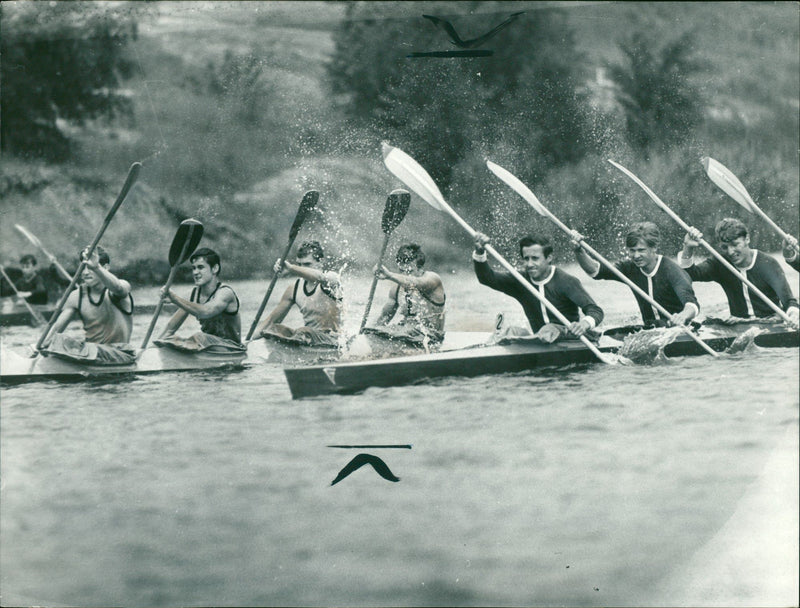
[245,190,320,341]
[140,218,204,349]
[35,161,142,352]
[0,265,47,326]
[358,189,411,332]
[486,160,719,357]
[381,142,616,365]
[702,157,797,253]
[14,224,72,282]
[609,159,797,328]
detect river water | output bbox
[1,263,798,606]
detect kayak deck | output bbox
[283,325,799,399]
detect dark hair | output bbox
[78,245,110,266]
[518,235,553,258]
[297,241,324,261]
[625,222,660,249]
[396,243,425,268]
[190,247,221,274]
[714,218,748,243]
[20,254,37,266]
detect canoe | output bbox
[0,302,177,327]
[0,344,247,385]
[283,324,800,399]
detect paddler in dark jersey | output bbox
[41,246,136,364]
[157,247,245,352]
[473,233,603,343]
[365,243,446,347]
[574,221,698,328]
[256,241,343,348]
[678,218,799,325]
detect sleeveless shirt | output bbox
[292,278,342,332]
[190,283,242,344]
[77,286,133,344]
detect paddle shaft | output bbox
[35,161,141,351]
[611,161,796,327]
[245,238,295,341]
[140,239,197,350]
[0,265,47,326]
[15,224,72,281]
[359,234,391,332]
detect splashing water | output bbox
[725,325,766,355]
[616,326,688,364]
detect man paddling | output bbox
[364,243,446,348]
[573,221,699,328]
[256,241,343,348]
[473,233,603,343]
[157,247,245,351]
[14,255,49,305]
[679,219,799,323]
[41,246,136,364]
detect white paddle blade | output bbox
[485,160,548,217]
[381,142,446,211]
[14,224,43,249]
[702,157,758,213]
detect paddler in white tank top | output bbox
[257,241,343,348]
[157,247,245,352]
[365,243,446,347]
[41,246,136,364]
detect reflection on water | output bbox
[1,273,798,606]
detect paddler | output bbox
[14,254,49,305]
[364,243,446,348]
[573,221,699,328]
[256,241,343,347]
[782,235,799,272]
[41,246,136,364]
[157,247,245,351]
[678,218,799,324]
[473,233,603,343]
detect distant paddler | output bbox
[573,222,700,328]
[255,241,343,348]
[364,243,446,348]
[156,247,245,353]
[474,233,603,343]
[679,219,799,325]
[12,254,49,305]
[40,246,137,365]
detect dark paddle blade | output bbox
[381,189,411,234]
[288,190,319,241]
[168,218,204,266]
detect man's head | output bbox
[79,246,110,286]
[20,254,37,277]
[189,247,221,285]
[294,241,324,270]
[518,235,553,281]
[714,218,751,266]
[396,243,425,274]
[625,222,660,270]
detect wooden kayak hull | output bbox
[283,325,799,399]
[0,345,247,384]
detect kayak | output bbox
[282,324,800,399]
[0,331,494,384]
[0,343,247,384]
[0,302,177,327]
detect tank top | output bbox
[292,278,342,333]
[396,283,446,333]
[190,283,242,344]
[77,286,133,344]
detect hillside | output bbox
[1,1,797,283]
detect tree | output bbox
[609,30,705,154]
[1,2,140,160]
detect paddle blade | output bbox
[168,218,204,266]
[381,189,411,234]
[14,224,44,249]
[381,142,447,212]
[702,157,758,213]
[485,160,548,217]
[288,190,319,241]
